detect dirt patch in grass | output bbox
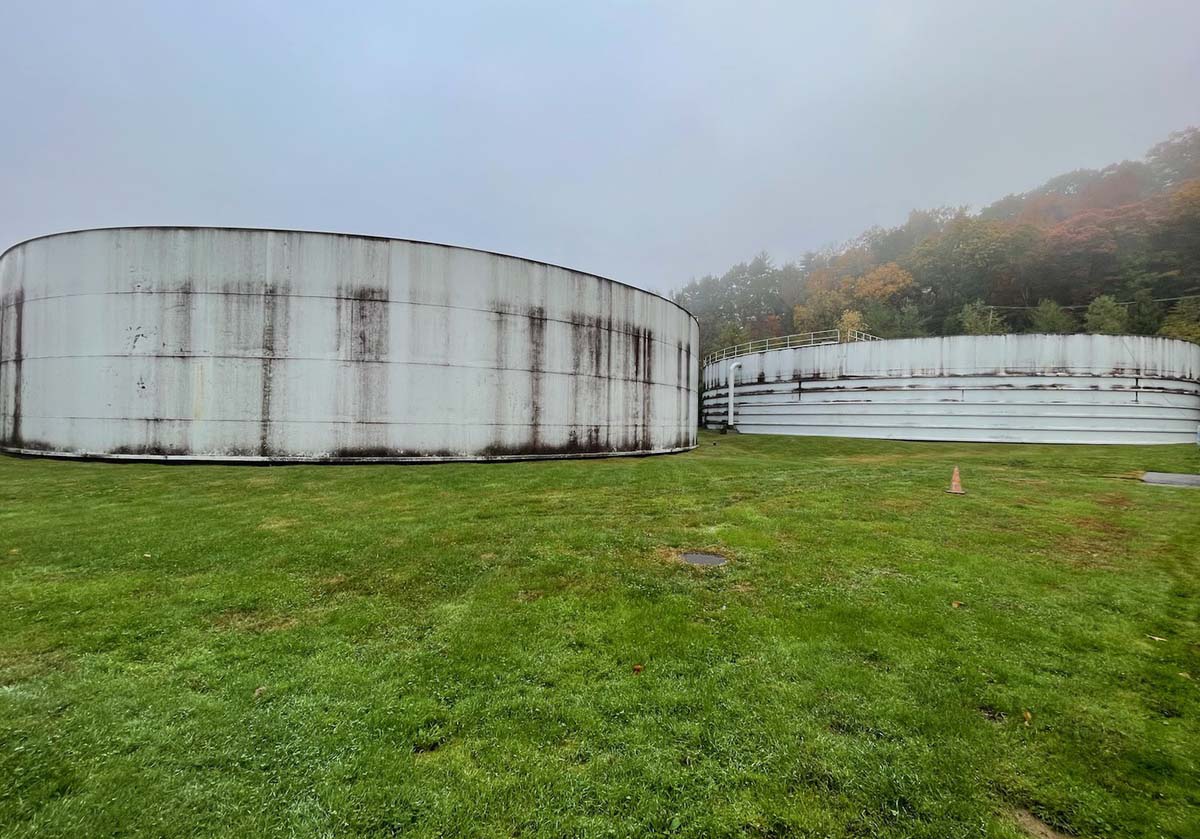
[1096,493,1133,510]
[0,648,71,685]
[1013,808,1073,839]
[314,573,382,599]
[978,705,1007,723]
[654,546,684,564]
[1049,516,1131,568]
[210,608,299,633]
[1071,516,1128,536]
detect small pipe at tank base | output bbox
[728,361,743,428]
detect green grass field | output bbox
[2,432,1198,838]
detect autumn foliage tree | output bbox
[1159,299,1200,343]
[673,127,1200,351]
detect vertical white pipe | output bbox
[727,361,742,427]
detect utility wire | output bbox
[987,292,1200,312]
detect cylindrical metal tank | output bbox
[703,334,1200,444]
[0,227,698,461]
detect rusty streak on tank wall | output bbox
[0,227,699,462]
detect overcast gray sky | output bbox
[2,1,1198,293]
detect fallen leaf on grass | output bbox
[1023,710,1032,726]
[952,601,963,609]
[632,664,644,674]
[1147,635,1167,642]
[254,686,267,699]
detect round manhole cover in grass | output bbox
[681,552,727,567]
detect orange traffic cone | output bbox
[946,466,966,495]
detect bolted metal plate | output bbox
[681,552,727,566]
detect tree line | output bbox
[673,128,1200,356]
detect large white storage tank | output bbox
[0,227,699,461]
[703,334,1200,444]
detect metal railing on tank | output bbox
[702,328,881,367]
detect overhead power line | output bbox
[987,292,1200,312]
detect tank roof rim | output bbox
[0,225,697,325]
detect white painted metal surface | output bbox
[702,334,1200,444]
[0,227,699,461]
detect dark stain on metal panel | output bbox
[480,435,642,458]
[112,418,190,458]
[352,287,391,451]
[631,326,642,379]
[8,288,23,445]
[527,305,546,448]
[493,309,510,369]
[335,284,391,453]
[570,317,584,376]
[567,316,584,450]
[492,309,510,451]
[627,326,641,451]
[348,286,390,362]
[590,314,604,376]
[333,445,458,459]
[676,339,685,447]
[604,311,614,451]
[640,327,654,451]
[171,281,194,354]
[259,285,281,456]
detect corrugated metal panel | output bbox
[0,227,699,461]
[701,335,1200,445]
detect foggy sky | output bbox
[2,1,1198,294]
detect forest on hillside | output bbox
[673,128,1200,357]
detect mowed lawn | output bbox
[1,433,1198,839]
